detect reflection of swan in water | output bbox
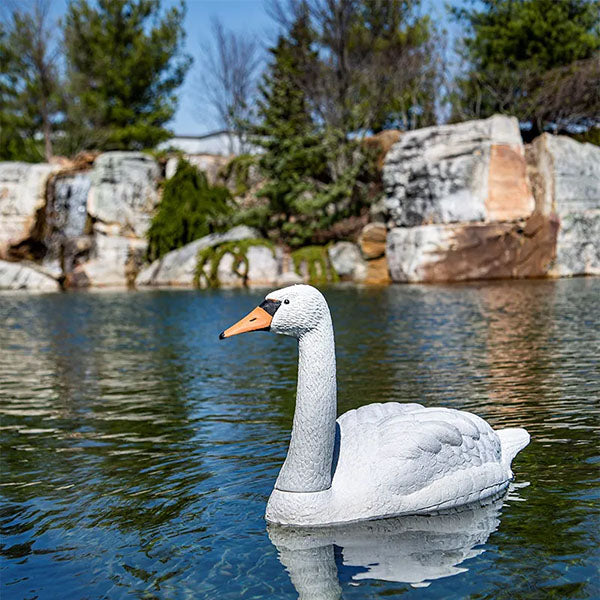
[268,494,508,599]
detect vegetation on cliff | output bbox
[147,160,231,261]
[194,239,274,288]
[291,246,338,284]
[242,8,380,248]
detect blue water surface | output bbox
[1,278,599,599]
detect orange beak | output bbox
[219,306,273,339]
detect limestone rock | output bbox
[552,212,600,277]
[212,253,245,288]
[136,225,260,287]
[165,157,179,180]
[277,270,305,286]
[185,154,230,186]
[44,172,91,262]
[0,162,59,258]
[383,115,534,227]
[67,234,147,288]
[359,223,387,259]
[328,242,367,282]
[528,134,600,276]
[246,245,281,287]
[356,224,390,284]
[87,152,160,237]
[387,213,558,283]
[363,256,390,285]
[0,260,60,292]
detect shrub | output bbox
[147,160,232,261]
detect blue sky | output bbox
[42,0,458,136]
[172,0,275,135]
[174,0,458,135]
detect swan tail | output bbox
[497,428,530,468]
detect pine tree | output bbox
[249,12,376,248]
[147,161,232,261]
[452,0,600,138]
[62,0,191,152]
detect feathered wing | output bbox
[336,403,527,515]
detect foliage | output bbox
[451,0,600,138]
[194,239,274,288]
[326,0,441,132]
[0,2,62,162]
[291,245,338,284]
[270,0,441,133]
[220,154,259,197]
[146,160,231,261]
[62,0,192,153]
[247,10,379,248]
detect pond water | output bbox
[1,279,599,599]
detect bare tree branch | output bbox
[198,17,263,153]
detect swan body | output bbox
[220,284,530,526]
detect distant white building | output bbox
[160,130,259,156]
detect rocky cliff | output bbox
[382,116,598,283]
[1,116,598,292]
[0,152,158,290]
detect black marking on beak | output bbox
[259,299,282,316]
[219,331,226,339]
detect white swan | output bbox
[220,284,530,526]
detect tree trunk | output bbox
[41,98,53,161]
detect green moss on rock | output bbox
[291,245,338,284]
[195,238,275,288]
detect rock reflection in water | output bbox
[269,494,507,599]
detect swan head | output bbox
[219,284,329,340]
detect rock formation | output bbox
[0,260,60,291]
[384,115,534,228]
[328,242,367,282]
[87,152,159,238]
[0,162,60,260]
[0,153,159,289]
[1,117,598,293]
[137,226,262,287]
[382,116,597,283]
[357,223,390,284]
[528,134,600,277]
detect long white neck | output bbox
[275,316,337,493]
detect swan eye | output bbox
[284,299,290,304]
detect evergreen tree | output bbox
[248,12,376,248]
[337,0,441,132]
[452,0,600,138]
[62,0,191,152]
[0,2,62,162]
[147,161,232,261]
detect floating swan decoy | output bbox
[220,285,530,526]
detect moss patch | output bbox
[291,245,338,284]
[195,238,275,288]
